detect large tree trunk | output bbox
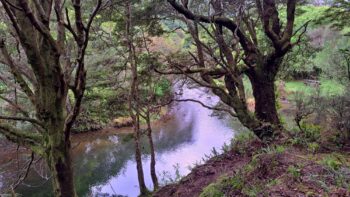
[47,140,76,197]
[247,59,282,132]
[250,74,280,125]
[44,112,76,197]
[221,74,273,139]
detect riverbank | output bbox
[71,106,171,134]
[71,112,174,144]
[153,84,350,197]
[154,137,350,197]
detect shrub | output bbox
[328,88,350,142]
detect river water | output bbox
[4,83,245,197]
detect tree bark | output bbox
[249,73,280,126]
[133,124,148,195]
[146,109,159,191]
[222,74,274,139]
[47,139,76,197]
[125,1,149,195]
[0,1,100,196]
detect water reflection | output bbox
[14,84,240,197]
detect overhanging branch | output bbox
[0,115,44,128]
[174,98,237,117]
[0,39,36,105]
[167,0,254,53]
[0,123,43,148]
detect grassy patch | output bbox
[319,80,346,96]
[199,181,225,197]
[284,80,345,98]
[285,81,314,95]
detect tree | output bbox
[164,0,307,139]
[0,0,101,196]
[321,0,350,36]
[125,1,150,195]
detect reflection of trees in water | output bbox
[153,113,195,154]
[79,122,195,196]
[14,114,196,197]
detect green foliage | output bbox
[200,176,244,197]
[230,176,244,190]
[307,142,320,153]
[279,6,332,79]
[243,76,253,98]
[320,80,346,96]
[155,79,171,97]
[285,81,314,97]
[260,145,286,154]
[199,183,224,197]
[159,163,183,186]
[318,0,350,35]
[234,131,256,143]
[266,179,280,187]
[300,122,321,141]
[231,131,256,154]
[287,165,301,180]
[241,185,262,197]
[284,80,345,98]
[321,155,343,171]
[290,122,321,146]
[0,21,7,32]
[313,35,350,85]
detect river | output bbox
[2,83,245,197]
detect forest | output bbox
[0,0,349,196]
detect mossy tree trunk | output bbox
[247,60,282,127]
[47,133,76,197]
[0,1,101,196]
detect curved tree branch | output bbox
[174,98,237,117]
[167,0,254,53]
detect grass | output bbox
[284,81,314,95]
[244,78,345,101]
[199,144,350,197]
[284,80,345,97]
[319,80,346,96]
